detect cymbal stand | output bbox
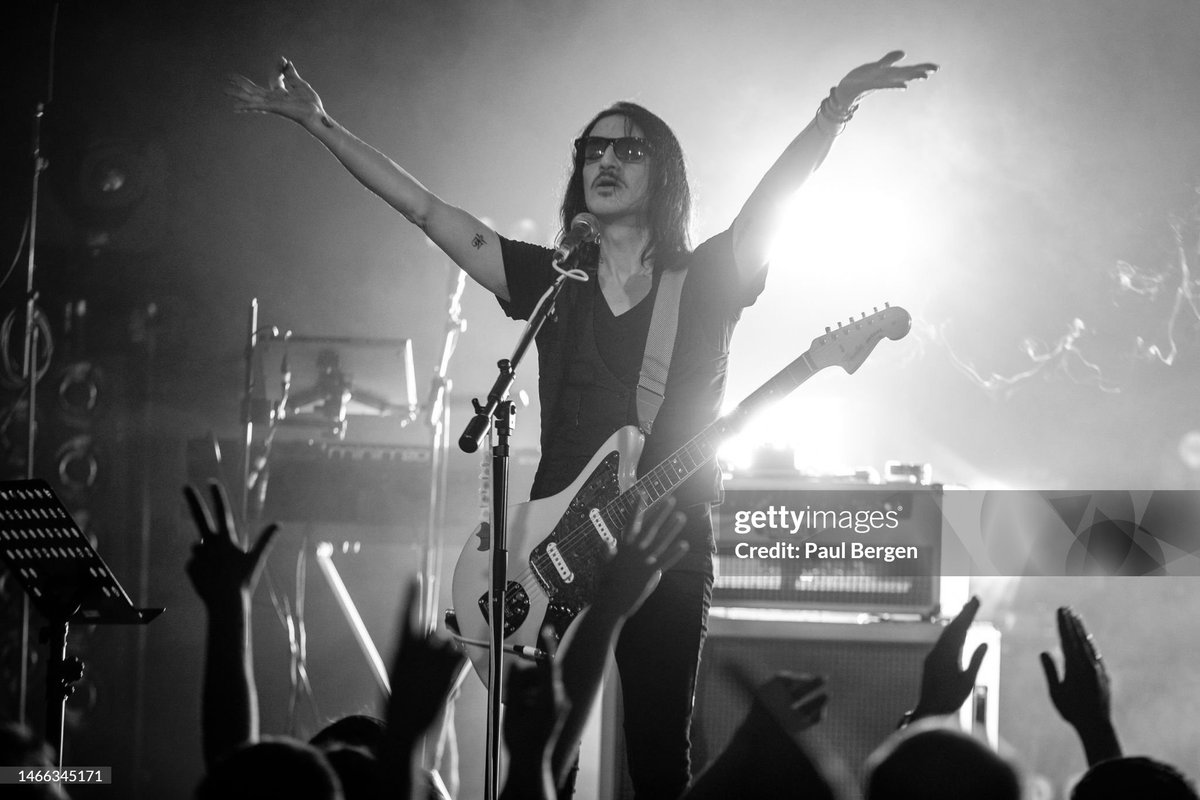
[421,267,467,633]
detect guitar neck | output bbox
[606,350,821,524]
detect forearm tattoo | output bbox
[471,233,486,249]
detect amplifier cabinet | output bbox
[599,614,999,800]
[714,481,944,615]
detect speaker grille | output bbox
[692,632,929,774]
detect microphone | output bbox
[553,212,600,265]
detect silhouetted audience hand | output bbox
[1040,606,1121,766]
[183,481,280,767]
[595,493,690,617]
[500,628,567,800]
[185,482,279,609]
[753,671,829,741]
[551,496,687,788]
[385,580,467,743]
[907,595,987,723]
[377,579,466,800]
[685,671,847,800]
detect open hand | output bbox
[184,481,279,608]
[226,58,328,129]
[1040,607,1112,731]
[912,595,987,719]
[593,494,689,619]
[1039,606,1121,765]
[835,50,939,107]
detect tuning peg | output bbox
[824,326,831,334]
[873,306,879,313]
[848,316,854,324]
[885,301,890,308]
[861,311,866,319]
[837,321,842,328]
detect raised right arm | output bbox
[227,58,510,301]
[1040,607,1122,767]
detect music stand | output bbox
[0,479,163,766]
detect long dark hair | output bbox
[559,102,692,269]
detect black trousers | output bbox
[613,568,713,800]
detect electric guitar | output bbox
[450,305,912,683]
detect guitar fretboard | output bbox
[594,351,821,535]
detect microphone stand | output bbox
[460,268,573,800]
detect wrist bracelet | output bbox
[818,86,858,131]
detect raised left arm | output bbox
[731,50,938,282]
[183,482,280,768]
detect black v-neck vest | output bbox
[529,267,660,501]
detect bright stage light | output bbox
[718,396,853,475]
[765,156,936,294]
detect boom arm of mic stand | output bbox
[458,272,571,453]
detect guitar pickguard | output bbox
[528,450,624,613]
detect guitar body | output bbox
[451,425,644,683]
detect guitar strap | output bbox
[636,265,687,435]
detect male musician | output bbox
[228,50,936,797]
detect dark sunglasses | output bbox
[574,136,653,163]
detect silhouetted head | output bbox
[310,714,386,754]
[196,737,342,800]
[865,721,1020,800]
[1071,756,1198,800]
[0,723,68,799]
[323,746,378,800]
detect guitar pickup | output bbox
[589,508,618,552]
[546,542,574,584]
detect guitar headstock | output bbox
[809,304,912,374]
